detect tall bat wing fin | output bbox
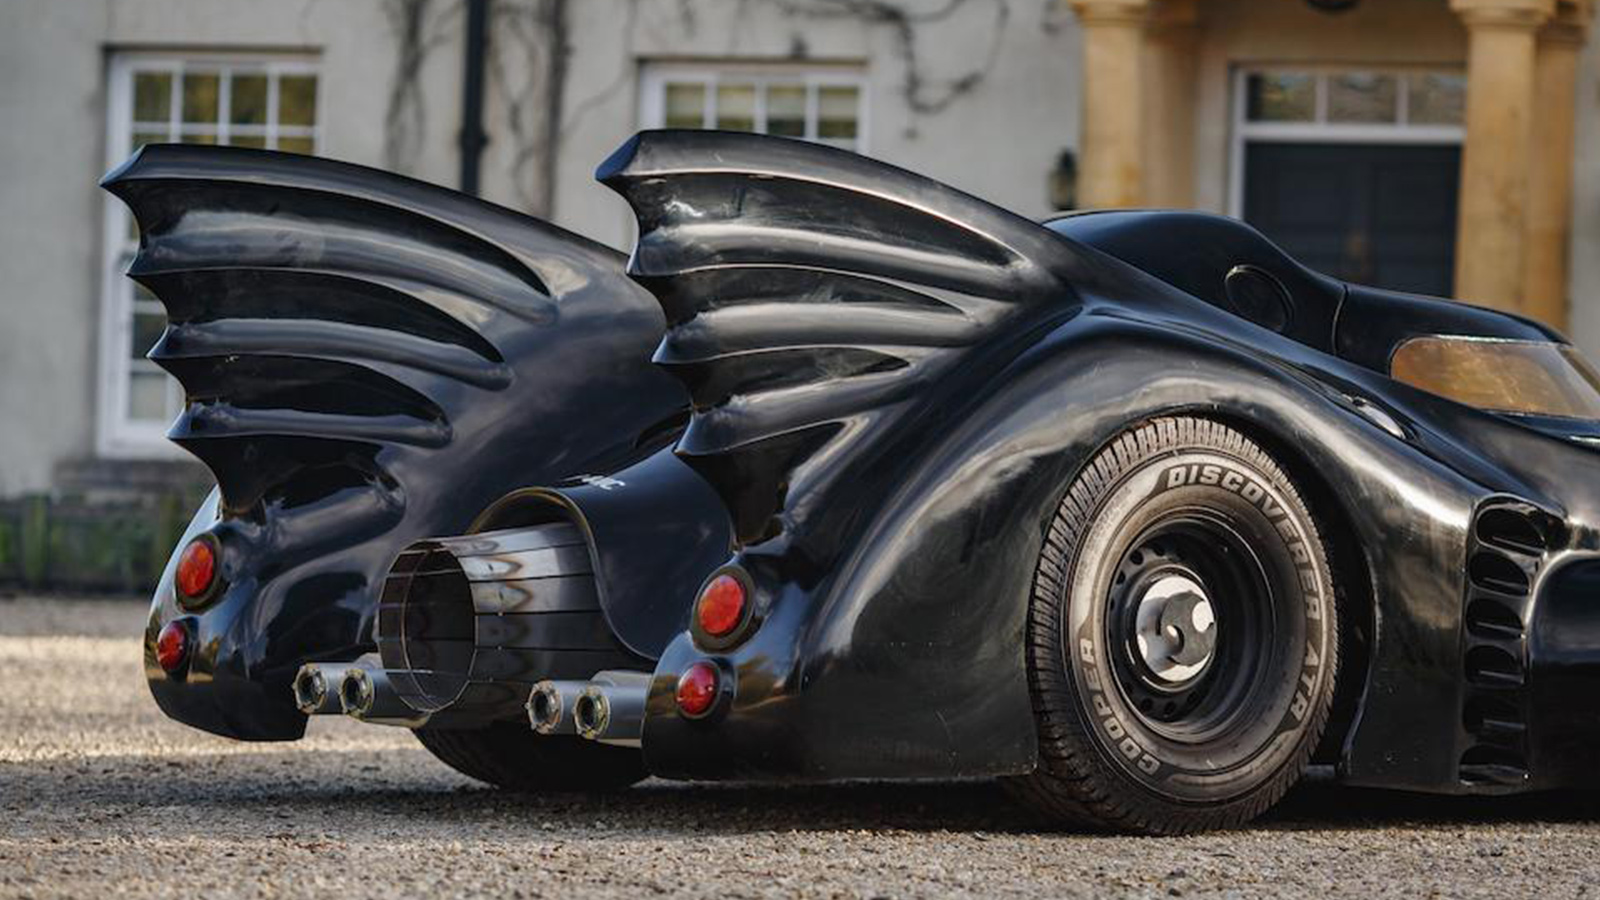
[598,130,1090,542]
[103,146,684,679]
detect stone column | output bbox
[1072,0,1150,208]
[1142,0,1199,208]
[1523,1,1591,330]
[1449,0,1554,312]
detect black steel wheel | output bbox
[415,721,648,792]
[1008,417,1339,834]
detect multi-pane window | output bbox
[640,64,866,152]
[100,54,320,455]
[1243,68,1465,129]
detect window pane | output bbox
[1246,72,1315,122]
[231,134,267,149]
[128,371,169,421]
[182,72,220,123]
[817,86,859,139]
[767,85,805,137]
[1408,73,1465,126]
[278,75,318,126]
[132,129,169,151]
[131,311,166,358]
[133,72,172,122]
[715,84,756,132]
[230,74,269,125]
[664,83,705,128]
[1328,72,1397,124]
[180,131,217,145]
[276,135,315,155]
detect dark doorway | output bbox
[1242,142,1460,296]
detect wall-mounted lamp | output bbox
[1050,149,1078,212]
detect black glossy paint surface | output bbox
[602,131,1600,790]
[114,134,1600,797]
[106,145,686,739]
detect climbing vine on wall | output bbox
[381,0,458,172]
[383,0,1063,212]
[486,0,570,216]
[761,0,1012,117]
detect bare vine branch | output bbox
[763,0,1012,117]
[382,0,455,172]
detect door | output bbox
[1242,142,1460,296]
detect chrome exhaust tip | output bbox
[571,670,651,747]
[293,657,378,715]
[528,679,587,735]
[293,664,338,715]
[338,666,429,727]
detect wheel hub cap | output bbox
[1133,574,1216,685]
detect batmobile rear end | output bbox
[107,143,716,748]
[115,131,1600,835]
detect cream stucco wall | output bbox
[0,0,469,494]
[0,0,1082,493]
[550,0,1082,249]
[8,0,1600,497]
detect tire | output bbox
[1008,417,1339,834]
[415,721,648,792]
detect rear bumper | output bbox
[145,489,370,741]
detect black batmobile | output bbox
[107,130,1600,835]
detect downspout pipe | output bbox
[459,0,490,196]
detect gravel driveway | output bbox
[2,596,1595,899]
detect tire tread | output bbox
[1005,417,1340,834]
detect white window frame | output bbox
[1228,65,1465,219]
[98,51,321,459]
[638,61,870,153]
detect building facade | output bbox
[1,0,1598,575]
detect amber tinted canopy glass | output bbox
[1391,337,1600,419]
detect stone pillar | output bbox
[1072,0,1150,208]
[1523,1,1591,331]
[1142,0,1199,208]
[1450,0,1554,311]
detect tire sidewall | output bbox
[1064,447,1334,804]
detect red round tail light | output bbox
[675,661,719,718]
[695,572,747,639]
[156,620,190,674]
[175,537,218,605]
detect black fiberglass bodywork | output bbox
[106,146,712,739]
[119,132,1600,796]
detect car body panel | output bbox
[114,133,1600,797]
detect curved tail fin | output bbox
[105,146,684,694]
[598,130,1087,542]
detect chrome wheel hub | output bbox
[1132,573,1216,686]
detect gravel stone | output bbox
[2,596,1598,898]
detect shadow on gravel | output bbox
[11,747,1600,837]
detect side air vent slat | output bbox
[1464,695,1525,738]
[1459,499,1553,789]
[1459,746,1530,786]
[1465,645,1524,688]
[1474,507,1551,556]
[1459,763,1531,786]
[1467,551,1530,596]
[1465,598,1524,640]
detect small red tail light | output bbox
[156,620,190,674]
[175,537,217,604]
[695,573,747,638]
[675,661,719,718]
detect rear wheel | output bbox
[415,721,647,791]
[1008,417,1338,834]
